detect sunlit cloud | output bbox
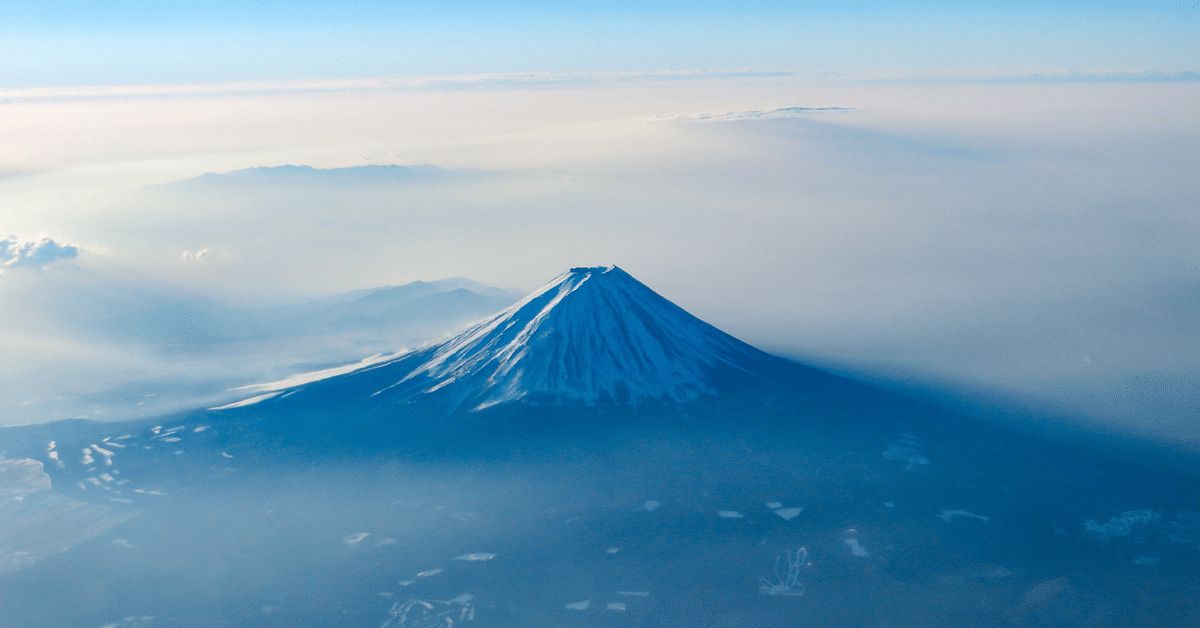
[0,234,78,271]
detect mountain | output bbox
[224,266,817,421]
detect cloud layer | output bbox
[1,79,1198,446]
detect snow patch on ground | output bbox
[209,391,281,410]
[938,509,990,523]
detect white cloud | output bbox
[180,249,209,261]
[0,235,78,270]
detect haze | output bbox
[1,1,1198,447]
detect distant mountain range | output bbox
[0,268,525,426]
[241,278,523,346]
[159,164,489,189]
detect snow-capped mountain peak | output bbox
[221,266,791,414]
[352,265,783,410]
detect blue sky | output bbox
[1,1,1195,86]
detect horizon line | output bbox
[3,69,1198,103]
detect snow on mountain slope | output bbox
[233,266,791,413]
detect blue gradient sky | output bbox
[1,1,1196,87]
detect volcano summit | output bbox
[228,265,804,419]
